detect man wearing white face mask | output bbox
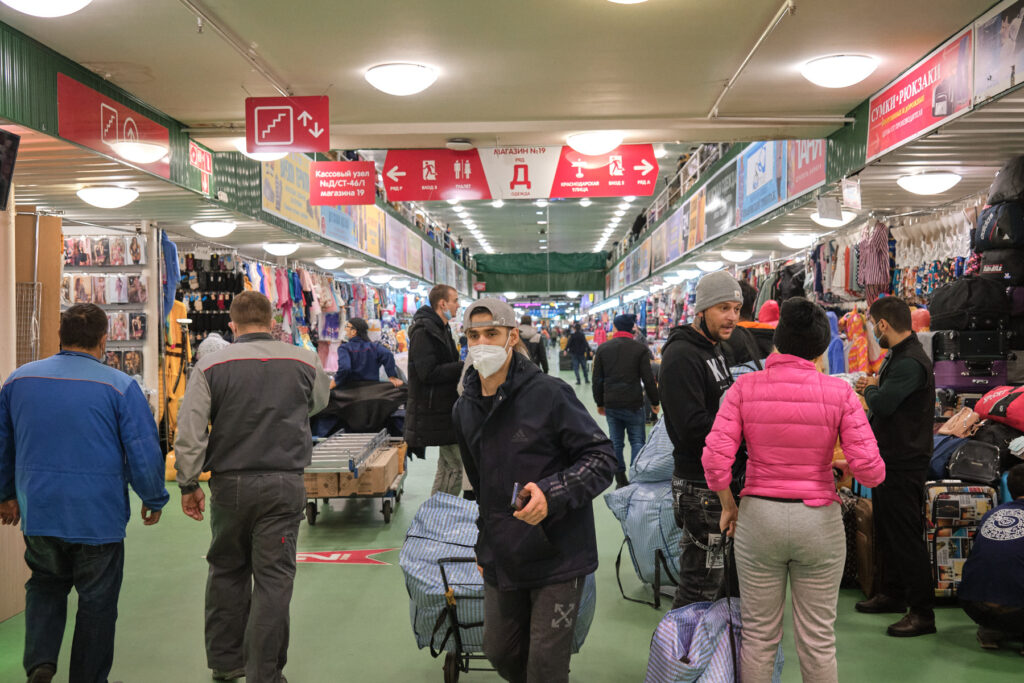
[453,298,616,683]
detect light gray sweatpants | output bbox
[734,496,846,683]
[431,443,464,496]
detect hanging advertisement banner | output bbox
[549,144,658,199]
[385,214,408,271]
[261,153,319,232]
[974,0,1024,104]
[447,260,458,290]
[422,244,435,282]
[737,142,786,225]
[664,209,683,265]
[382,148,491,202]
[687,189,706,251]
[651,223,667,272]
[320,204,361,248]
[434,249,446,286]
[406,234,423,277]
[362,205,385,259]
[786,139,827,200]
[704,161,739,242]
[616,261,626,292]
[637,238,652,281]
[867,27,973,161]
[456,265,468,294]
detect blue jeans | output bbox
[571,354,589,383]
[23,535,124,683]
[605,407,646,474]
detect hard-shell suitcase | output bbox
[932,329,1011,361]
[933,360,1009,391]
[924,481,998,598]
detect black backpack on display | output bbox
[988,155,1024,205]
[972,421,1024,472]
[980,248,1024,286]
[947,441,1001,484]
[975,201,1024,251]
[929,278,1010,331]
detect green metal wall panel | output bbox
[479,271,605,293]
[475,252,606,275]
[826,101,869,183]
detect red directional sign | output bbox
[382,149,492,202]
[245,96,330,154]
[310,160,376,205]
[295,548,396,565]
[549,144,658,199]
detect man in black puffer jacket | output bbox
[405,284,464,495]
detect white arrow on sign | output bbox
[633,159,655,176]
[386,166,406,183]
[309,123,324,138]
[297,111,313,125]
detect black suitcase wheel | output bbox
[382,499,393,524]
[443,652,460,683]
[305,501,318,526]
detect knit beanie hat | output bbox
[694,271,743,313]
[773,297,831,361]
[613,314,636,332]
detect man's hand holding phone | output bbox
[511,482,547,526]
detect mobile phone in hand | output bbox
[510,482,531,511]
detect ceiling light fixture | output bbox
[364,62,438,96]
[800,54,878,88]
[537,220,547,225]
[233,138,287,162]
[778,233,817,249]
[607,0,648,4]
[535,200,549,208]
[896,171,962,195]
[0,0,92,17]
[619,201,632,210]
[614,210,626,217]
[722,249,753,263]
[369,273,394,284]
[390,278,410,290]
[110,141,169,165]
[694,260,724,272]
[491,199,504,208]
[624,196,636,202]
[664,275,685,285]
[809,210,858,228]
[190,221,237,238]
[263,242,299,256]
[314,256,345,270]
[540,246,548,250]
[344,267,370,278]
[678,269,702,280]
[446,198,460,205]
[567,131,623,156]
[654,145,668,159]
[76,186,139,209]
[579,198,592,207]
[504,292,518,300]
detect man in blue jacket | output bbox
[453,298,616,683]
[0,303,168,683]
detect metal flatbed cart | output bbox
[304,430,406,525]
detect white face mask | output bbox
[468,334,512,378]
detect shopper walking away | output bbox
[702,298,885,682]
[518,315,549,374]
[406,285,465,496]
[855,296,937,637]
[593,313,660,489]
[175,291,330,683]
[334,317,403,389]
[659,270,744,608]
[0,303,168,683]
[453,298,616,683]
[567,323,590,385]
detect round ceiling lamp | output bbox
[344,267,370,278]
[76,186,138,209]
[809,210,858,228]
[664,275,685,285]
[491,199,504,208]
[446,198,460,205]
[390,278,410,289]
[233,138,287,162]
[364,63,438,96]
[654,145,669,159]
[579,198,592,207]
[779,233,817,249]
[109,141,169,165]
[314,256,345,270]
[800,55,878,88]
[694,260,724,272]
[190,221,237,238]
[263,242,299,256]
[722,249,753,263]
[369,273,394,284]
[0,0,92,17]
[565,291,581,298]
[504,292,518,300]
[896,171,962,195]
[567,131,624,156]
[678,269,702,280]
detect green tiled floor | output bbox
[1,366,1021,681]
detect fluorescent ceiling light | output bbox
[110,141,168,164]
[491,199,504,208]
[364,62,438,96]
[535,200,548,207]
[504,292,518,300]
[369,273,394,284]
[610,218,621,225]
[390,278,410,289]
[809,210,858,228]
[76,186,138,209]
[722,249,753,263]
[345,267,370,278]
[654,145,668,159]
[896,171,962,195]
[446,198,459,205]
[778,233,817,249]
[678,268,702,280]
[263,242,299,256]
[233,138,287,162]
[540,246,548,250]
[801,54,878,89]
[614,210,626,217]
[190,221,237,238]
[664,275,684,285]
[539,239,547,243]
[0,0,92,17]
[314,256,345,270]
[579,198,592,207]
[566,291,580,298]
[694,260,724,272]
[567,131,623,156]
[624,196,636,202]
[537,220,547,225]
[619,201,632,209]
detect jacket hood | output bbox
[413,305,444,327]
[827,311,841,339]
[462,350,540,401]
[518,324,539,342]
[666,324,715,351]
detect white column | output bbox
[0,187,16,381]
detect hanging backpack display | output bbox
[980,248,1024,286]
[975,202,1024,251]
[928,278,1010,331]
[987,154,1024,204]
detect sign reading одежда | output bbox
[309,161,376,205]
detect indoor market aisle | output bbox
[0,366,1020,682]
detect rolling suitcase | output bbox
[924,481,998,598]
[933,360,1009,391]
[853,493,877,598]
[932,329,1011,362]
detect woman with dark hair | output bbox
[333,317,403,389]
[701,297,886,682]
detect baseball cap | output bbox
[463,297,518,329]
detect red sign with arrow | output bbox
[382,148,492,202]
[549,144,658,199]
[295,548,397,565]
[245,96,330,154]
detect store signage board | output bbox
[245,96,329,153]
[737,141,786,225]
[687,189,706,251]
[651,223,668,272]
[787,139,826,200]
[703,163,738,241]
[383,148,491,202]
[548,144,658,199]
[188,140,213,175]
[295,549,395,565]
[407,234,423,277]
[309,160,376,205]
[57,73,171,179]
[385,214,409,270]
[842,177,863,210]
[974,0,1024,104]
[422,244,435,281]
[474,282,487,292]
[817,196,843,221]
[867,27,973,162]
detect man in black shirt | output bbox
[566,323,590,385]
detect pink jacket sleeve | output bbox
[701,378,745,492]
[838,387,885,487]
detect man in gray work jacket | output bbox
[175,291,330,683]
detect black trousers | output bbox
[874,468,934,615]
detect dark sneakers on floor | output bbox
[976,626,1002,650]
[887,612,937,637]
[854,594,907,614]
[27,664,56,683]
[212,668,246,680]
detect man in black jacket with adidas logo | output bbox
[453,298,615,683]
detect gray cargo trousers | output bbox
[205,472,305,683]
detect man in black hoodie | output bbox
[660,270,744,608]
[566,323,591,385]
[453,298,615,683]
[406,285,464,495]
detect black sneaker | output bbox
[27,664,56,683]
[855,594,907,614]
[886,612,936,637]
[977,626,1002,650]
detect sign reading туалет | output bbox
[310,161,376,205]
[245,96,330,154]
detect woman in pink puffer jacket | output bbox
[701,297,885,683]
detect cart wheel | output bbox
[382,499,393,524]
[305,501,318,526]
[443,653,460,683]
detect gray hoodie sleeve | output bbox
[174,368,212,489]
[309,354,331,416]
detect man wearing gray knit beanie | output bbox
[660,269,745,608]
